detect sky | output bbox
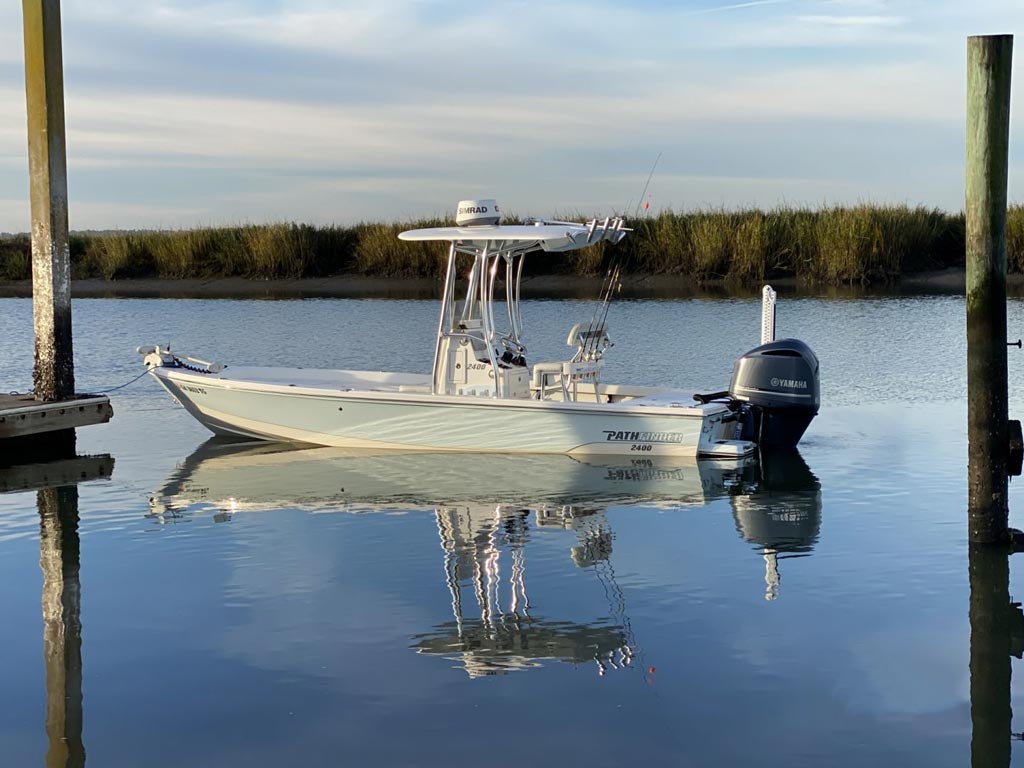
[0,0,1022,231]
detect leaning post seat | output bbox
[530,321,610,401]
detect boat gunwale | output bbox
[151,366,728,418]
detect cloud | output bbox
[25,59,963,178]
[0,0,1022,230]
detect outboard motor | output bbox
[729,338,819,448]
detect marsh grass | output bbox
[611,204,966,284]
[0,235,30,280]
[350,220,448,277]
[0,204,1020,285]
[148,228,242,277]
[1008,205,1024,273]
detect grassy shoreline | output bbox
[2,204,1022,285]
[0,269,992,302]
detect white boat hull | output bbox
[149,365,752,458]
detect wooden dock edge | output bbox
[0,395,113,440]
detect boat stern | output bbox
[697,404,756,458]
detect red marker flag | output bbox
[643,200,650,211]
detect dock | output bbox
[0,393,112,463]
[0,394,112,440]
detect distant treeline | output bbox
[2,204,1023,285]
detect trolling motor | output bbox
[694,287,820,449]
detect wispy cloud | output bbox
[819,0,892,9]
[681,0,797,17]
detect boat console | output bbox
[414,199,629,402]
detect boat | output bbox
[137,199,820,457]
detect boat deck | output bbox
[163,364,717,412]
[190,366,434,393]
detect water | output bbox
[2,294,1024,766]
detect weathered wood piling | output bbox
[966,34,1014,544]
[22,0,74,402]
[3,0,112,461]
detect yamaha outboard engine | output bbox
[729,338,819,448]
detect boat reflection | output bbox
[415,504,639,678]
[149,440,756,516]
[415,453,820,676]
[151,440,822,676]
[730,450,821,600]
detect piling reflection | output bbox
[968,543,1021,767]
[4,455,112,768]
[39,485,86,768]
[152,440,822,676]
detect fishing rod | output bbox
[581,263,616,361]
[590,263,621,359]
[584,262,621,360]
[582,273,610,361]
[581,154,660,362]
[633,152,661,219]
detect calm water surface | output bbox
[3,294,1024,766]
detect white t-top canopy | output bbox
[399,220,628,253]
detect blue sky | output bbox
[0,0,1022,230]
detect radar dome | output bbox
[456,199,501,226]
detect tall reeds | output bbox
[348,221,448,276]
[0,204,1020,285]
[1008,205,1024,274]
[0,234,30,280]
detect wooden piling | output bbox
[21,0,74,402]
[966,34,1014,543]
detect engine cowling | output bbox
[729,338,819,448]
